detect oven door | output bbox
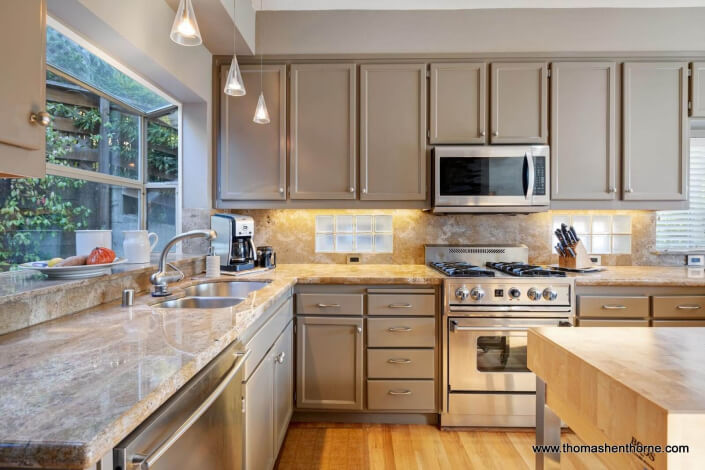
[448,317,568,393]
[434,146,549,207]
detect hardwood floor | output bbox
[275,422,588,470]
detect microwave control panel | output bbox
[533,156,546,195]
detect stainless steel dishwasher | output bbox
[114,344,250,470]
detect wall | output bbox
[230,209,685,266]
[256,8,705,55]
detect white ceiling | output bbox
[252,0,705,10]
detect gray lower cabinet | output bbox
[296,316,364,410]
[290,64,356,199]
[622,62,688,201]
[691,62,705,118]
[490,62,548,144]
[550,62,617,201]
[272,322,294,452]
[219,64,287,201]
[429,63,487,144]
[360,63,427,201]
[245,349,275,470]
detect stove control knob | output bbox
[508,287,521,299]
[542,288,558,301]
[527,288,541,301]
[455,286,470,301]
[470,287,485,301]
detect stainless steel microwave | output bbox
[433,145,550,213]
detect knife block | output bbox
[558,241,592,269]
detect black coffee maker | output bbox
[210,214,256,272]
[257,246,276,269]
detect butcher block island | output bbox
[528,327,705,470]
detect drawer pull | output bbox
[387,358,412,364]
[601,305,627,310]
[316,303,341,308]
[677,304,702,310]
[388,389,412,396]
[388,303,413,308]
[387,327,413,332]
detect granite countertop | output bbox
[569,265,705,287]
[0,264,442,469]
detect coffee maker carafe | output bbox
[210,214,256,272]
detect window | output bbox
[315,215,393,253]
[655,138,705,252]
[0,23,180,271]
[551,214,632,255]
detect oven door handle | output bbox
[451,322,529,332]
[524,151,535,200]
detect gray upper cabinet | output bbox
[219,64,286,201]
[290,64,356,199]
[360,64,427,201]
[691,62,705,118]
[296,316,363,410]
[623,62,688,201]
[0,0,46,178]
[490,62,548,144]
[430,63,487,144]
[551,62,617,200]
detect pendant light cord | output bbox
[259,0,264,94]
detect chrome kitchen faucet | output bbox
[150,229,217,297]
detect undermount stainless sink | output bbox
[154,297,245,309]
[182,281,270,298]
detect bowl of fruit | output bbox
[20,247,127,279]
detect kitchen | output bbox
[1,1,705,469]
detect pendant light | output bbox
[223,0,246,96]
[253,54,270,124]
[170,0,202,46]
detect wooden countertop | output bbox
[528,327,705,469]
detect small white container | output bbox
[206,255,220,278]
[123,230,159,264]
[76,230,112,255]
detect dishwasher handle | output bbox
[131,349,251,470]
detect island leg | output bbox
[536,377,561,470]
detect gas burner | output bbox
[485,262,566,277]
[429,261,496,277]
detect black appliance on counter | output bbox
[211,214,256,272]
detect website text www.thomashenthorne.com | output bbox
[532,440,689,466]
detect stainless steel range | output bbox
[426,244,575,428]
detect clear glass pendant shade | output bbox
[224,55,246,96]
[170,0,202,46]
[253,92,270,124]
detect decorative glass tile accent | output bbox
[551,214,632,255]
[315,214,393,253]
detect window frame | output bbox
[44,18,182,252]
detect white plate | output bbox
[19,258,128,279]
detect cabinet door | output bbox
[272,321,293,454]
[245,353,274,470]
[290,64,356,199]
[623,62,688,201]
[360,64,427,200]
[490,62,548,144]
[219,64,286,200]
[296,316,363,410]
[691,62,705,118]
[0,0,46,178]
[550,62,617,200]
[430,63,487,144]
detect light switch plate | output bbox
[687,254,705,266]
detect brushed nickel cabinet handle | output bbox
[362,188,368,194]
[387,327,413,332]
[601,305,627,310]
[29,111,51,127]
[388,303,413,308]
[480,131,486,137]
[388,389,412,396]
[316,303,341,308]
[275,352,286,364]
[350,187,354,192]
[492,131,499,137]
[677,304,702,310]
[387,358,412,364]
[609,187,616,193]
[356,326,362,333]
[279,187,285,193]
[625,188,633,193]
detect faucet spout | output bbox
[150,229,217,297]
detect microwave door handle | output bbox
[524,151,535,200]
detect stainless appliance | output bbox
[426,245,574,428]
[113,345,250,470]
[433,145,550,213]
[256,245,276,269]
[211,214,257,272]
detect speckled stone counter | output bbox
[570,265,705,287]
[0,264,442,469]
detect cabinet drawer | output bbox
[367,318,435,347]
[653,296,705,319]
[367,349,434,379]
[296,293,363,316]
[578,295,648,318]
[578,319,649,327]
[368,294,435,316]
[367,380,435,411]
[653,320,705,327]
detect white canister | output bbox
[75,230,112,256]
[123,230,159,264]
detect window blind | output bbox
[655,138,705,252]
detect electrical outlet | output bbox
[687,254,705,266]
[589,255,602,266]
[346,254,362,264]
